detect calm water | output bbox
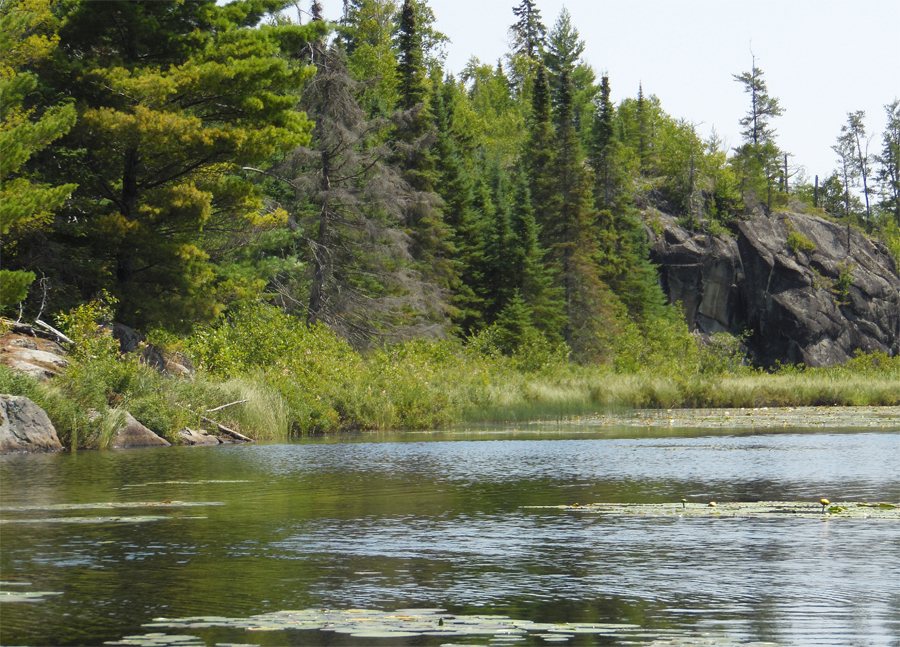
[1,426,898,646]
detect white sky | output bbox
[299,0,899,183]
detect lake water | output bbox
[1,425,898,646]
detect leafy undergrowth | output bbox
[1,300,898,446]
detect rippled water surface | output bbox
[1,426,898,646]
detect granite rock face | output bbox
[648,210,900,367]
[0,395,64,453]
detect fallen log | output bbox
[198,415,252,443]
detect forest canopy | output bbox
[2,0,898,364]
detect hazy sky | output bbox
[297,0,898,183]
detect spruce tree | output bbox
[510,174,566,340]
[523,64,556,231]
[397,0,427,111]
[269,42,447,346]
[589,75,616,208]
[546,69,613,354]
[482,167,518,324]
[509,0,546,60]
[732,57,784,210]
[876,100,900,227]
[432,74,485,333]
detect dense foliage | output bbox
[2,0,899,442]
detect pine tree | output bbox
[509,0,546,60]
[733,57,783,147]
[732,57,784,210]
[26,0,327,329]
[0,0,77,311]
[842,111,873,224]
[876,100,900,226]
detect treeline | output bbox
[2,0,899,364]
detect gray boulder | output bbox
[648,210,900,367]
[111,412,171,448]
[179,428,221,445]
[0,395,64,453]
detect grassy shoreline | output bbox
[2,301,898,449]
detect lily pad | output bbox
[0,515,206,524]
[523,501,900,520]
[0,590,62,603]
[0,501,223,512]
[118,480,251,489]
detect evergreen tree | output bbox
[589,75,616,208]
[876,100,900,227]
[0,0,77,308]
[523,64,555,230]
[732,57,784,210]
[269,42,446,346]
[25,0,326,330]
[509,174,565,339]
[543,6,596,139]
[636,83,651,171]
[832,127,859,220]
[841,111,873,224]
[545,69,612,354]
[397,0,428,111]
[543,7,584,90]
[338,0,399,116]
[482,167,518,323]
[509,0,546,60]
[432,74,485,332]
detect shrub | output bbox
[786,230,816,255]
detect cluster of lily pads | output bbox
[136,608,780,646]
[0,500,223,525]
[524,501,900,519]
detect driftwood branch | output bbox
[174,402,253,442]
[34,319,75,345]
[198,415,252,442]
[1,318,74,344]
[206,399,249,413]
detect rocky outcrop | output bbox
[0,395,64,453]
[648,210,900,367]
[0,332,69,381]
[179,428,222,445]
[111,412,171,448]
[107,322,194,378]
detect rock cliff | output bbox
[647,210,900,367]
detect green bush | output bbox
[786,230,816,255]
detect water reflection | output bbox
[1,428,898,646]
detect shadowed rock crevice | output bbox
[648,210,900,367]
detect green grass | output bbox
[3,301,897,447]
